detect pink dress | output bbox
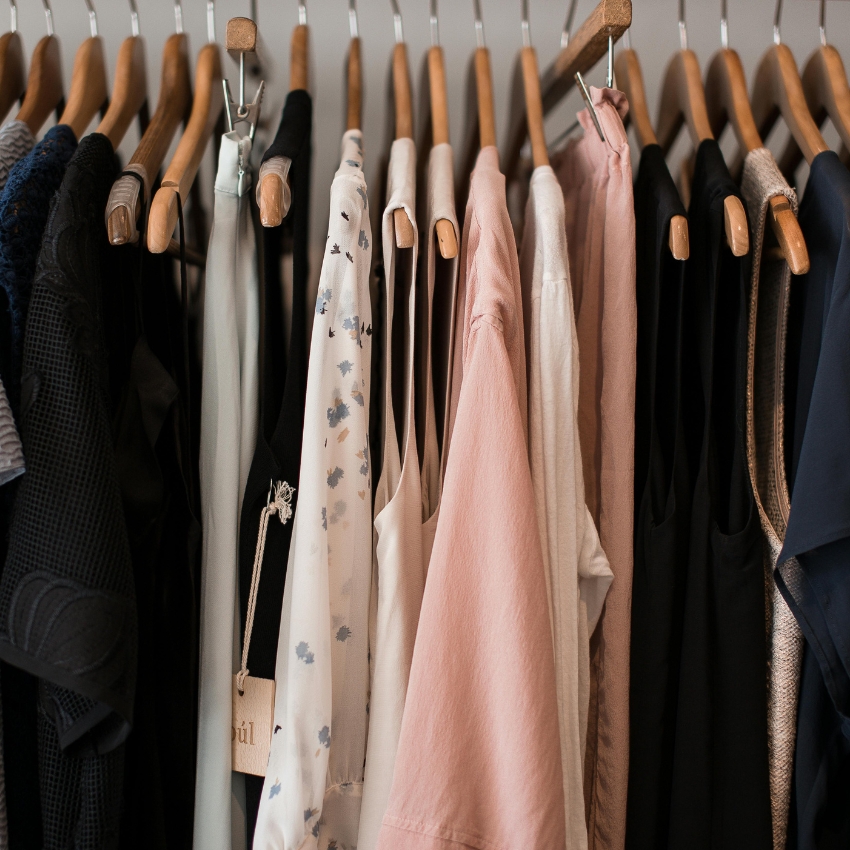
[375,146,566,850]
[552,87,637,850]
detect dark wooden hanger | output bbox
[0,3,25,125]
[15,1,62,137]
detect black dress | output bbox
[778,150,850,850]
[626,144,691,850]
[667,139,771,850]
[238,88,311,843]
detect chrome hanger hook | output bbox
[473,0,485,48]
[174,0,183,34]
[206,0,214,42]
[773,0,783,45]
[678,0,688,51]
[521,0,531,48]
[8,0,15,33]
[819,0,826,47]
[389,0,404,43]
[430,0,439,48]
[561,0,578,49]
[128,0,139,36]
[297,0,306,26]
[84,0,97,37]
[349,0,359,38]
[41,0,53,37]
[720,0,729,49]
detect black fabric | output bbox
[240,88,312,841]
[778,150,850,850]
[626,144,691,850]
[666,140,771,850]
[0,134,133,849]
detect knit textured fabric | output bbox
[740,148,803,850]
[0,120,35,193]
[0,377,23,486]
[0,134,135,850]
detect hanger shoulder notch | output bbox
[16,34,63,136]
[0,31,26,125]
[97,35,147,150]
[614,48,656,148]
[346,37,362,131]
[657,49,713,154]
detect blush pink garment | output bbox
[552,87,636,850]
[375,146,566,850]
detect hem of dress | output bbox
[380,816,509,850]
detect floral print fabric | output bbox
[254,130,373,850]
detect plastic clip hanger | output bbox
[615,30,689,260]
[16,0,63,136]
[148,0,223,254]
[0,1,26,125]
[96,0,147,150]
[657,0,749,257]
[705,0,808,273]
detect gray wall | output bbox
[9,0,850,279]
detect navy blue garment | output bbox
[778,150,850,850]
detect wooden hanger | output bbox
[106,24,191,245]
[519,11,548,171]
[704,16,809,274]
[58,1,108,140]
[0,3,25,126]
[346,0,361,131]
[615,45,689,260]
[16,1,63,137]
[503,0,631,182]
[148,25,222,254]
[751,0,829,174]
[656,10,749,258]
[97,1,146,150]
[428,6,458,260]
[258,7,308,228]
[778,1,850,179]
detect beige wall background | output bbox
[9,0,850,275]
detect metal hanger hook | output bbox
[389,0,404,43]
[297,0,306,26]
[349,0,359,39]
[473,0,485,48]
[678,0,688,51]
[430,0,439,48]
[128,0,139,36]
[521,0,531,48]
[173,0,183,34]
[83,0,97,37]
[8,0,15,33]
[819,0,826,46]
[41,0,53,37]
[773,0,783,45]
[206,0,215,42]
[720,0,728,49]
[561,0,578,49]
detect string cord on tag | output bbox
[237,479,296,694]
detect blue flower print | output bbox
[336,625,352,642]
[342,316,361,345]
[304,807,319,823]
[346,159,360,168]
[356,185,368,208]
[327,395,350,427]
[327,467,344,488]
[350,135,362,148]
[318,726,331,748]
[269,780,281,799]
[315,288,332,315]
[312,823,320,838]
[321,506,327,530]
[359,229,369,250]
[357,443,369,477]
[338,360,353,377]
[295,642,315,664]
[328,499,347,524]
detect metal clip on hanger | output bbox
[97,0,147,150]
[346,0,362,131]
[0,0,25,124]
[704,0,808,273]
[657,0,748,256]
[16,0,63,136]
[148,0,224,254]
[106,1,192,245]
[427,0,458,259]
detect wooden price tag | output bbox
[232,675,275,776]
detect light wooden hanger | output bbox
[657,0,749,257]
[427,0,458,260]
[58,0,108,140]
[15,0,63,136]
[778,0,850,179]
[615,35,689,261]
[258,2,308,228]
[704,0,808,273]
[106,2,192,245]
[96,0,146,150]
[148,0,223,255]
[0,2,26,125]
[519,0,547,171]
[503,0,631,183]
[346,0,361,131]
[751,0,829,173]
